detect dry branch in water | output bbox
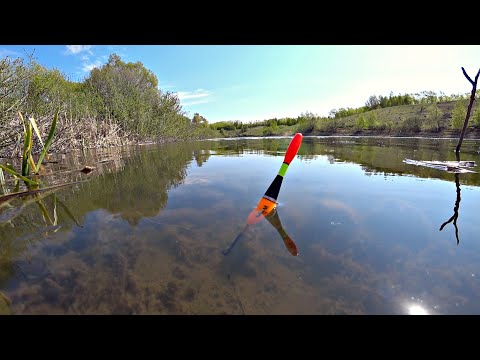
[456,67,480,157]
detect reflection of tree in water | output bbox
[193,149,211,167]
[0,190,80,291]
[439,173,461,245]
[65,141,215,226]
[296,137,480,186]
[0,140,217,290]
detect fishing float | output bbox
[222,133,303,256]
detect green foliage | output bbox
[399,116,421,133]
[332,107,368,119]
[1,53,207,145]
[3,51,479,146]
[85,54,164,136]
[296,111,317,133]
[451,100,467,129]
[0,163,38,186]
[423,103,443,132]
[331,91,470,120]
[24,64,70,116]
[263,126,274,135]
[211,121,236,131]
[1,110,58,186]
[1,55,35,124]
[36,110,58,170]
[384,120,394,133]
[472,108,480,128]
[363,93,416,112]
[314,117,337,132]
[365,112,378,129]
[269,118,278,131]
[355,115,367,130]
[192,113,208,125]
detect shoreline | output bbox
[2,132,480,161]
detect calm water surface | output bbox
[1,136,480,314]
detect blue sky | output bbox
[1,45,480,123]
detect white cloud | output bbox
[65,45,93,55]
[0,48,22,57]
[182,98,212,106]
[177,89,211,101]
[82,59,103,73]
[176,89,213,106]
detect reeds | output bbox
[0,110,58,187]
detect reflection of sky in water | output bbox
[161,150,480,314]
[2,137,480,314]
[182,149,480,314]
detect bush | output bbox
[399,116,421,133]
[314,118,337,132]
[451,100,467,130]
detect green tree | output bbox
[355,115,367,130]
[365,112,378,129]
[0,55,35,124]
[451,100,467,130]
[365,95,380,110]
[472,107,480,128]
[85,53,169,136]
[297,111,317,132]
[424,103,443,131]
[192,112,208,125]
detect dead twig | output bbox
[456,67,480,158]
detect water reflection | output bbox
[1,136,480,314]
[266,209,298,256]
[439,173,461,244]
[223,207,298,256]
[223,133,303,257]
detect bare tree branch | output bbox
[439,173,461,245]
[462,67,474,85]
[456,67,480,155]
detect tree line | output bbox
[209,89,480,135]
[0,53,216,156]
[329,90,478,119]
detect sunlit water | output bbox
[1,136,480,314]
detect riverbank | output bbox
[212,100,480,140]
[225,127,480,141]
[0,114,214,159]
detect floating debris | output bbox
[80,166,95,174]
[403,159,477,173]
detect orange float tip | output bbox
[246,197,277,225]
